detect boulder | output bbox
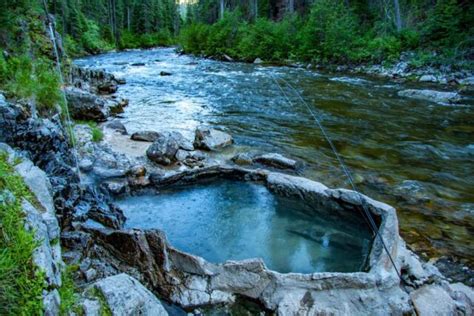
[97,83,118,95]
[146,134,180,165]
[398,89,461,104]
[419,75,438,83]
[90,273,168,316]
[65,87,110,121]
[411,284,456,315]
[79,158,94,172]
[223,54,233,62]
[160,71,172,76]
[131,131,160,142]
[254,58,263,64]
[253,153,299,170]
[105,120,127,135]
[231,153,254,165]
[194,127,233,151]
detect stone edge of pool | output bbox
[85,165,420,314]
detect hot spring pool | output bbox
[116,180,373,274]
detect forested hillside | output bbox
[181,0,474,67]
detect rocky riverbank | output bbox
[1,64,473,315]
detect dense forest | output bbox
[182,0,474,66]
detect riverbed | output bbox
[75,47,474,282]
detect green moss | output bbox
[0,153,46,315]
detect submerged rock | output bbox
[160,71,172,76]
[90,273,168,316]
[398,89,461,104]
[194,127,233,151]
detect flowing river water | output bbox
[75,47,474,282]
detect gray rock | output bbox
[15,160,55,214]
[105,120,127,135]
[171,132,194,151]
[79,158,94,172]
[253,153,299,169]
[131,131,160,142]
[398,89,461,104]
[231,153,254,165]
[254,58,263,64]
[91,273,168,316]
[160,71,172,76]
[65,87,110,121]
[0,93,6,106]
[104,180,128,195]
[194,127,233,151]
[43,289,60,316]
[459,76,474,85]
[419,75,438,82]
[146,134,180,165]
[175,149,190,161]
[223,54,233,62]
[411,284,456,315]
[82,299,101,316]
[93,167,127,179]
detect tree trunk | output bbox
[393,0,402,32]
[219,0,225,20]
[287,0,295,14]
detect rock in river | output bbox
[194,126,233,151]
[398,89,461,104]
[146,133,180,165]
[131,131,160,142]
[254,153,299,170]
[65,87,110,121]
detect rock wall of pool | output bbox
[93,166,416,314]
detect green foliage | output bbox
[81,19,113,55]
[0,154,46,315]
[423,0,462,47]
[76,121,104,143]
[1,56,61,112]
[59,265,80,315]
[298,0,359,62]
[180,0,473,67]
[120,30,173,49]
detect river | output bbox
[75,47,474,283]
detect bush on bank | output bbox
[179,0,474,69]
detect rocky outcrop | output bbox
[70,66,125,95]
[194,126,233,151]
[0,143,63,315]
[89,274,168,316]
[65,87,126,121]
[398,89,462,104]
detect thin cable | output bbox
[269,72,403,283]
[42,1,82,184]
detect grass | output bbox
[0,153,46,315]
[59,265,80,315]
[89,287,112,316]
[76,120,104,143]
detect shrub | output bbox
[298,0,359,62]
[179,23,211,54]
[81,19,113,54]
